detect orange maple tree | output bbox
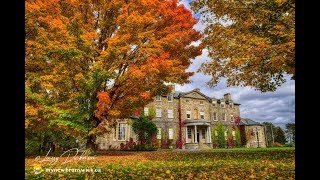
[26,0,202,149]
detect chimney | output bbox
[194,88,200,92]
[224,93,231,100]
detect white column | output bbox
[206,126,209,143]
[194,125,197,143]
[185,126,188,143]
[208,125,212,143]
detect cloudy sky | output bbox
[176,0,295,128]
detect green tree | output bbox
[234,127,242,148]
[131,116,158,145]
[263,122,276,146]
[285,123,295,144]
[211,126,218,148]
[274,127,287,144]
[215,122,226,148]
[191,0,295,92]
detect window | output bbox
[221,101,225,108]
[222,113,226,121]
[200,100,204,105]
[186,99,190,103]
[187,128,192,139]
[144,107,149,116]
[168,109,173,119]
[202,129,206,139]
[212,100,216,106]
[215,130,218,136]
[156,95,161,101]
[118,123,126,141]
[230,114,234,122]
[169,129,173,139]
[157,128,162,139]
[167,95,173,102]
[230,103,233,108]
[200,112,205,119]
[232,130,235,137]
[156,107,162,117]
[186,110,191,119]
[213,112,217,121]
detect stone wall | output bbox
[245,125,266,148]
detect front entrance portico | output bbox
[184,120,212,149]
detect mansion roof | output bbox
[240,118,262,126]
[172,89,241,105]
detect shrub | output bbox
[284,143,294,147]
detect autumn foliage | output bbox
[25,0,202,148]
[191,0,295,92]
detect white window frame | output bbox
[144,107,149,116]
[212,100,216,106]
[156,95,161,101]
[118,123,126,141]
[169,128,173,140]
[201,129,206,139]
[167,94,173,102]
[213,112,217,121]
[156,107,162,117]
[187,128,192,139]
[200,111,205,120]
[186,110,191,119]
[167,109,173,119]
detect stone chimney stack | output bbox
[194,88,200,92]
[224,93,231,100]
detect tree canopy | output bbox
[191,0,295,92]
[26,0,202,148]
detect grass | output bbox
[25,147,295,179]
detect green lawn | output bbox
[25,147,295,179]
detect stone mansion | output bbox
[96,88,266,149]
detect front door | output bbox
[197,132,200,143]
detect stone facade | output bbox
[243,125,267,148]
[96,88,266,149]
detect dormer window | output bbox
[229,101,233,108]
[156,95,161,101]
[212,100,216,106]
